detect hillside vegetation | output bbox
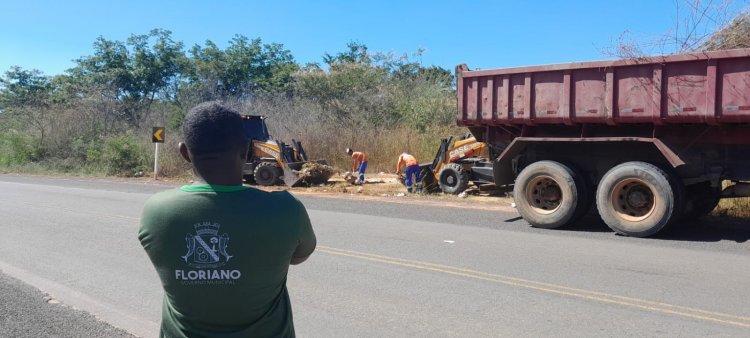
[0,34,457,175]
[3,9,750,176]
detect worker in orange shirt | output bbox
[396,152,422,193]
[346,148,367,185]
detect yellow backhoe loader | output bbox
[405,135,495,194]
[241,115,333,187]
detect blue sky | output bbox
[1,0,748,76]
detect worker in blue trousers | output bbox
[396,152,422,193]
[346,148,368,185]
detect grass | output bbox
[278,124,465,173]
[713,198,750,218]
[713,181,750,218]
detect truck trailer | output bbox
[457,48,750,237]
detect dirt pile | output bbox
[296,162,337,186]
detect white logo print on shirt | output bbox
[181,222,233,268]
[176,222,241,284]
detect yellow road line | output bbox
[4,195,746,328]
[318,246,750,329]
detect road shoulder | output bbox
[0,271,135,338]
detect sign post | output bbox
[152,127,165,180]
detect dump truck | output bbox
[240,115,334,187]
[456,48,750,237]
[403,135,495,194]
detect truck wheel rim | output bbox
[525,175,562,214]
[610,178,656,222]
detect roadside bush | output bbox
[85,141,103,164]
[0,132,37,166]
[100,134,148,176]
[155,140,192,178]
[45,157,85,174]
[389,78,454,132]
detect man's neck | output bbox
[193,177,243,186]
[192,167,243,186]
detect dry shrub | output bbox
[713,181,750,218]
[153,139,192,178]
[702,11,750,50]
[229,92,461,173]
[714,198,750,218]
[604,1,748,57]
[274,122,462,173]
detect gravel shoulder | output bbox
[0,271,135,338]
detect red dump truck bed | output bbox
[457,48,750,126]
[455,49,750,238]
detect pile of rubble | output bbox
[296,162,336,186]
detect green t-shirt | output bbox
[138,184,316,338]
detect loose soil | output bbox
[260,172,516,212]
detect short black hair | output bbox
[181,102,247,157]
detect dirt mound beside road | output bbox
[263,172,516,212]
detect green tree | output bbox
[185,35,298,100]
[0,67,54,151]
[294,62,389,125]
[295,42,454,130]
[0,67,53,106]
[323,41,370,66]
[68,29,185,128]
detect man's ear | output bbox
[178,142,192,163]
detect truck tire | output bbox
[254,162,281,186]
[439,163,469,194]
[513,161,589,229]
[596,162,682,237]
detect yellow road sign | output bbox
[152,127,165,143]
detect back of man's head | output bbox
[182,102,246,159]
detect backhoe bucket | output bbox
[419,164,439,192]
[282,160,335,187]
[397,163,439,193]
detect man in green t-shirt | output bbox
[138,102,316,338]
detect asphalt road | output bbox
[0,272,134,338]
[0,174,748,337]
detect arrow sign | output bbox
[152,127,165,143]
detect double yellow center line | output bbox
[318,245,750,329]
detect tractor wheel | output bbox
[254,162,282,186]
[596,162,683,237]
[243,175,256,184]
[438,163,470,194]
[513,161,590,229]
